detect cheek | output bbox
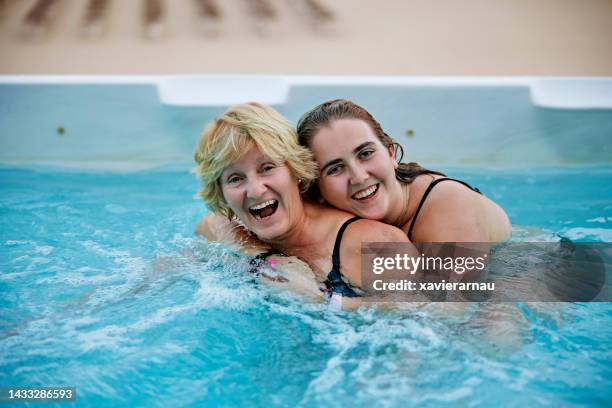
[279,171,301,197]
[287,188,302,209]
[221,188,241,211]
[373,157,395,179]
[318,177,349,202]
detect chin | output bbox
[358,206,386,221]
[253,225,285,241]
[362,212,386,221]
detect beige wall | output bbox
[1,0,611,75]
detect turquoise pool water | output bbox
[1,165,611,407]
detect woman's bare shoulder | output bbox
[347,219,410,242]
[412,179,510,242]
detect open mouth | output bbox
[248,199,279,220]
[352,184,379,201]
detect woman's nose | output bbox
[245,176,267,198]
[348,164,368,184]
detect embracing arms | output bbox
[195,214,324,300]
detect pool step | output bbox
[531,79,612,109]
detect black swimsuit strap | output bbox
[327,216,362,297]
[331,216,361,273]
[407,178,481,241]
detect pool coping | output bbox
[1,75,611,109]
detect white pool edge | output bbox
[1,75,611,109]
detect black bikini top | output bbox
[407,177,481,241]
[249,217,363,299]
[325,216,362,298]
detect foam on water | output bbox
[562,227,612,242]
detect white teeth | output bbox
[353,185,378,199]
[250,199,276,210]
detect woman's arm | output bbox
[195,214,324,300]
[259,255,326,301]
[339,220,417,290]
[195,213,271,256]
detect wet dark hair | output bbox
[296,99,445,201]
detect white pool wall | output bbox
[1,76,611,169]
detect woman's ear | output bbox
[388,146,399,169]
[389,142,404,169]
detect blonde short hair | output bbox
[194,102,318,219]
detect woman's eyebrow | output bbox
[255,155,275,165]
[320,158,342,174]
[353,141,375,154]
[320,142,376,173]
[221,169,238,179]
[221,164,242,179]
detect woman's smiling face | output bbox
[220,144,303,241]
[309,118,401,221]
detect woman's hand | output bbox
[260,255,326,301]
